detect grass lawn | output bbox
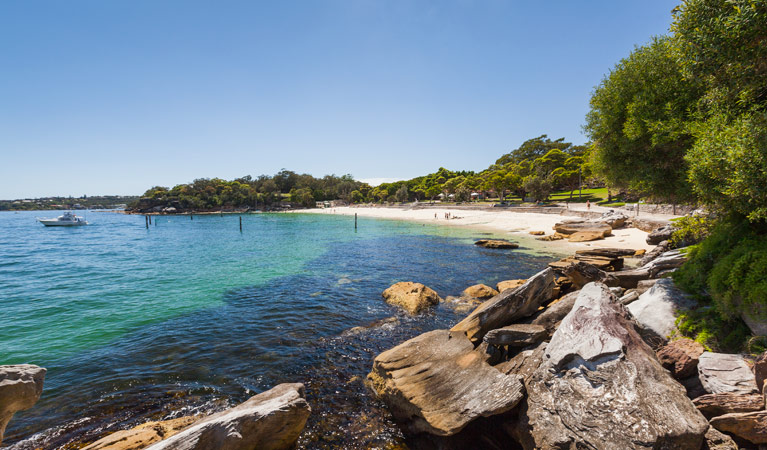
[548,187,608,203]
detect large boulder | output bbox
[496,279,526,293]
[647,225,677,245]
[656,338,706,379]
[516,283,708,449]
[367,329,524,436]
[146,383,310,450]
[692,393,765,418]
[382,282,442,315]
[553,220,612,237]
[462,284,499,300]
[575,248,637,258]
[710,411,767,445]
[754,351,767,391]
[698,352,759,395]
[482,324,547,347]
[451,268,556,343]
[563,261,618,290]
[642,249,688,277]
[703,426,739,450]
[627,278,697,343]
[640,240,671,265]
[0,364,46,446]
[567,231,605,242]
[82,416,198,450]
[531,290,580,335]
[598,211,629,228]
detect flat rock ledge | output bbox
[367,329,524,436]
[382,281,442,315]
[82,417,199,450]
[698,352,759,395]
[516,283,708,449]
[146,383,310,450]
[474,239,519,249]
[710,410,767,445]
[0,364,46,446]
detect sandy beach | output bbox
[302,205,664,254]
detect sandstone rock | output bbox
[0,364,46,446]
[82,416,198,450]
[367,329,524,436]
[636,279,659,295]
[382,282,442,314]
[462,284,499,300]
[754,351,767,391]
[640,240,671,265]
[496,342,547,382]
[575,248,637,258]
[598,211,629,228]
[496,279,526,293]
[517,283,708,449]
[702,426,739,450]
[553,220,612,237]
[627,278,697,342]
[452,268,555,343]
[632,218,672,233]
[693,393,765,418]
[531,290,579,335]
[710,410,767,444]
[647,225,677,245]
[634,248,647,257]
[619,290,640,305]
[698,352,759,395]
[146,383,310,450]
[529,231,545,236]
[642,249,688,277]
[656,338,706,379]
[567,231,604,242]
[474,239,519,249]
[535,232,566,241]
[562,261,618,289]
[575,254,624,270]
[483,324,547,347]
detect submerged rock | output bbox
[367,329,524,436]
[452,268,556,343]
[516,283,708,449]
[382,282,442,315]
[146,383,310,450]
[0,364,46,446]
[474,239,519,249]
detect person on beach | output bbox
[587,200,590,210]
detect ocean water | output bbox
[0,210,561,449]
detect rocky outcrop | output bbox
[82,417,198,450]
[698,352,759,395]
[462,284,499,300]
[146,383,310,450]
[0,364,46,446]
[754,351,767,391]
[643,248,688,277]
[367,329,524,436]
[693,393,764,418]
[710,411,767,445]
[531,290,579,335]
[562,261,618,289]
[516,283,708,449]
[647,225,677,245]
[627,278,697,342]
[574,248,637,258]
[382,282,442,314]
[482,324,546,347]
[567,230,605,242]
[474,239,519,249]
[496,279,526,293]
[598,211,629,228]
[656,338,705,379]
[452,268,556,343]
[553,220,612,237]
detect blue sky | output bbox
[0,0,678,198]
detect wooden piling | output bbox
[355,213,357,230]
[239,216,242,232]
[191,214,193,220]
[149,215,152,225]
[145,215,149,229]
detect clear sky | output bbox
[0,0,678,198]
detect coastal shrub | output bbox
[675,307,751,353]
[669,214,713,247]
[674,217,767,322]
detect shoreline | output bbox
[298,206,659,254]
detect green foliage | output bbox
[675,307,752,352]
[523,175,553,202]
[585,36,702,202]
[674,217,767,322]
[670,214,713,247]
[495,135,585,166]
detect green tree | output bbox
[395,184,409,202]
[585,36,702,203]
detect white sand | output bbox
[302,206,656,254]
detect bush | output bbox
[675,307,751,353]
[670,214,713,248]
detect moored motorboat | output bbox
[37,211,88,227]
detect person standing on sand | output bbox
[587,200,590,210]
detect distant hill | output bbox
[0,195,139,211]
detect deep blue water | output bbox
[0,210,560,449]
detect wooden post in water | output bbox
[239,216,242,232]
[355,213,357,230]
[149,215,152,225]
[145,215,149,229]
[190,214,193,221]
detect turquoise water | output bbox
[0,210,560,449]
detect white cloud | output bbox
[357,177,404,186]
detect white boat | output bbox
[37,211,88,227]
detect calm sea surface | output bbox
[0,210,561,449]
